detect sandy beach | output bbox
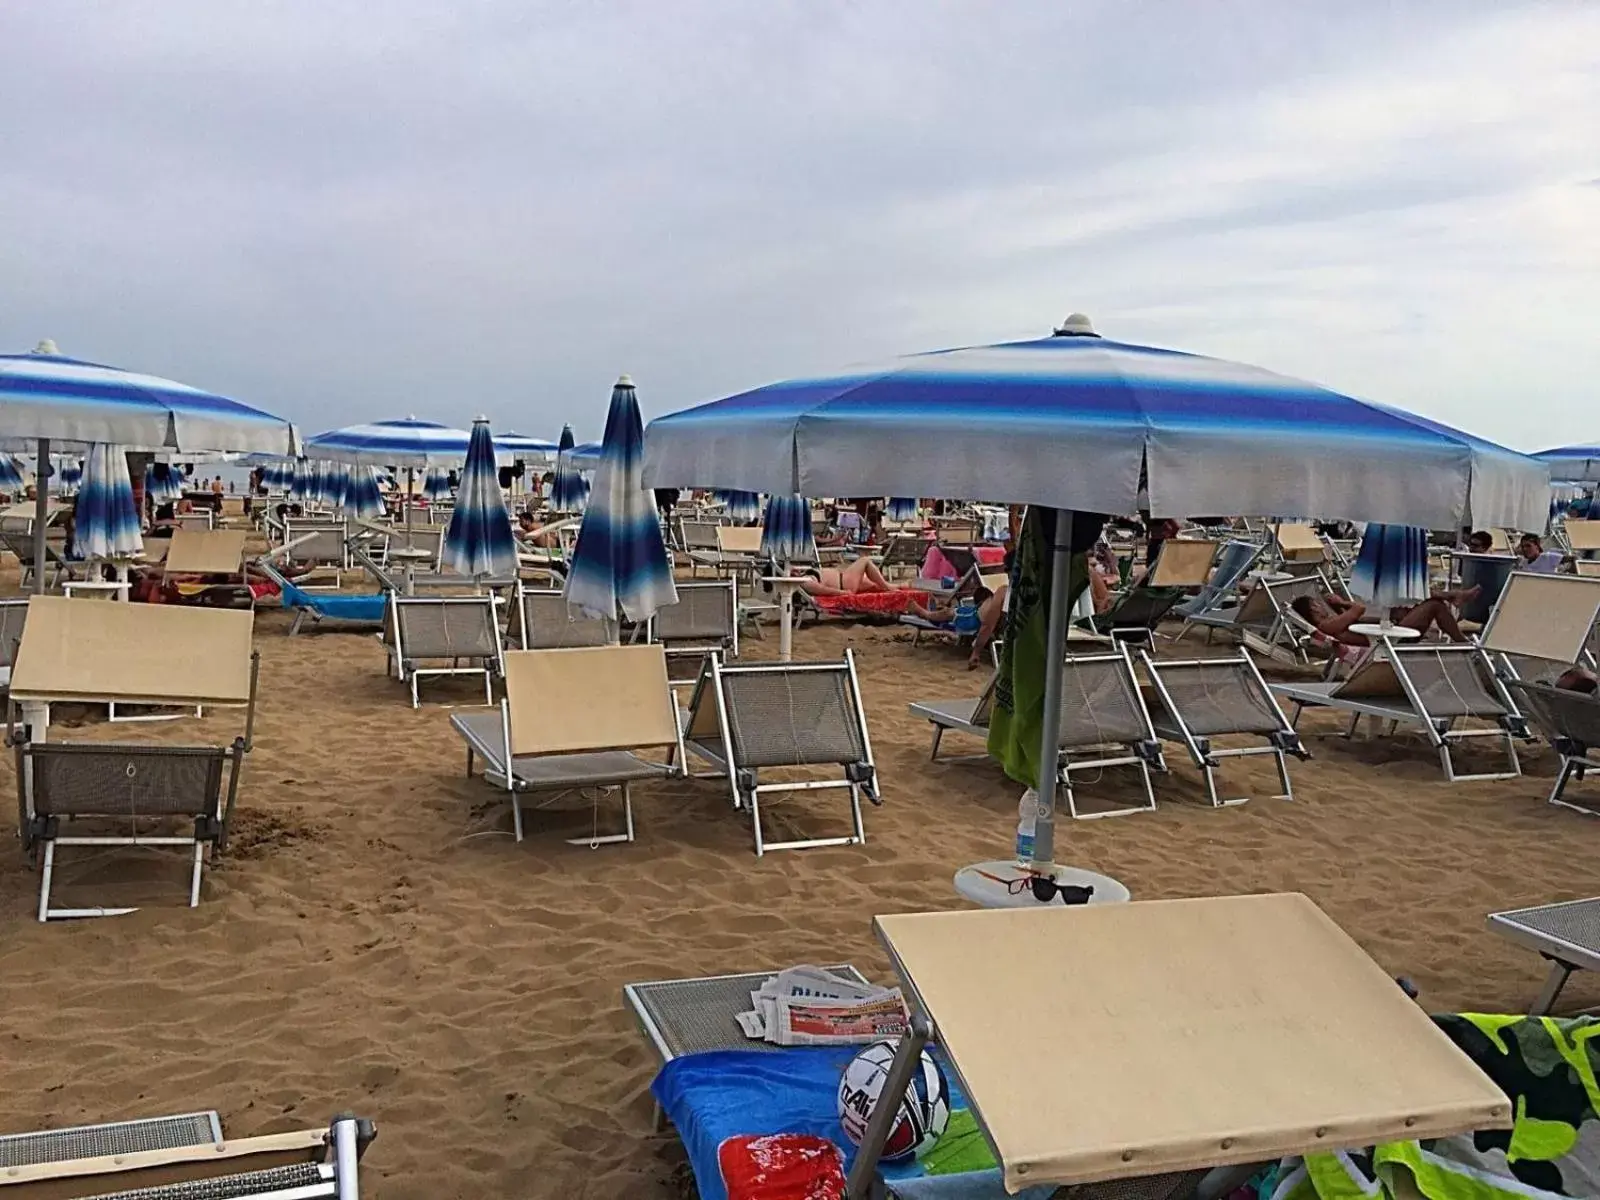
[1,564,1596,1199]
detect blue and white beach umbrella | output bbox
[325,460,352,510]
[0,456,25,492]
[1349,524,1431,613]
[719,489,763,524]
[441,419,518,579]
[1535,445,1600,485]
[886,496,919,522]
[305,417,472,468]
[290,458,313,503]
[551,424,587,512]
[566,376,677,623]
[76,444,143,560]
[341,465,385,521]
[423,465,453,502]
[146,462,185,503]
[57,457,82,493]
[760,494,816,564]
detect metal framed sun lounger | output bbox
[385,592,505,707]
[1077,585,1185,643]
[676,650,880,854]
[1172,539,1264,623]
[449,644,684,844]
[281,519,350,586]
[1477,570,1600,686]
[510,587,618,649]
[1273,637,1527,781]
[846,894,1511,1200]
[255,557,388,635]
[649,578,738,680]
[1139,650,1308,807]
[0,597,28,694]
[1504,680,1600,815]
[1272,521,1328,565]
[1487,897,1600,1015]
[0,1112,373,1199]
[906,647,1166,819]
[0,529,73,590]
[6,596,258,921]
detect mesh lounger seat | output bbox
[1172,539,1264,623]
[510,587,617,650]
[907,648,1166,819]
[0,596,28,691]
[677,651,880,855]
[1505,680,1600,815]
[649,579,738,680]
[1077,586,1184,643]
[1487,897,1600,1015]
[256,559,387,635]
[0,529,73,590]
[1186,575,1338,665]
[1476,571,1600,687]
[281,522,349,586]
[450,644,684,844]
[385,593,505,707]
[0,1113,372,1199]
[1273,639,1527,781]
[1139,650,1308,807]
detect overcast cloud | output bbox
[2,1,1596,449]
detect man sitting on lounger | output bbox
[795,557,894,598]
[1290,586,1479,647]
[1465,530,1495,554]
[909,584,1009,669]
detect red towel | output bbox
[812,589,921,616]
[719,1135,845,1200]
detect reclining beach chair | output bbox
[1171,539,1263,624]
[510,587,617,649]
[1272,521,1328,570]
[649,579,738,681]
[677,517,724,575]
[1488,896,1600,1015]
[449,644,684,843]
[1476,571,1600,686]
[6,597,258,921]
[1504,680,1600,815]
[385,592,505,706]
[1139,650,1309,806]
[907,649,1165,819]
[0,529,72,590]
[0,597,28,693]
[282,519,350,586]
[0,1111,373,1199]
[677,650,880,854]
[156,527,257,607]
[1272,638,1527,781]
[1078,584,1185,643]
[1185,574,1326,664]
[256,557,388,635]
[876,532,927,579]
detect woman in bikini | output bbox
[1289,585,1480,648]
[795,556,894,597]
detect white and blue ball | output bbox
[836,1040,950,1162]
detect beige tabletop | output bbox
[873,893,1510,1192]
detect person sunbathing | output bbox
[909,584,1009,668]
[1289,586,1479,647]
[794,557,894,598]
[517,512,562,549]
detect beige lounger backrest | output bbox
[163,528,249,575]
[505,645,677,757]
[1481,572,1600,664]
[978,571,1008,594]
[9,595,254,706]
[1488,528,1513,552]
[1273,523,1325,561]
[715,525,763,555]
[1147,539,1216,588]
[872,894,1510,1192]
[1565,520,1600,551]
[1577,560,1600,578]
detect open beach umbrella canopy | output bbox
[551,424,587,512]
[565,376,677,623]
[1535,444,1600,484]
[495,430,559,460]
[305,417,473,468]
[76,444,143,560]
[643,315,1552,876]
[440,418,518,579]
[1349,524,1431,611]
[760,494,817,563]
[568,441,603,465]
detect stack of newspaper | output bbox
[735,965,909,1046]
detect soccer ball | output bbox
[836,1040,950,1163]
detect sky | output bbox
[2,1,1596,450]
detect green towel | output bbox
[918,1108,998,1176]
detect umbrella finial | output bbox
[31,339,60,356]
[1053,313,1098,338]
[616,373,634,388]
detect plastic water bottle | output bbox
[1015,788,1038,865]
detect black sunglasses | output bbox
[1007,875,1095,905]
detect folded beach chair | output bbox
[256,557,387,635]
[1504,680,1600,815]
[0,1111,374,1199]
[1139,650,1309,806]
[907,648,1165,819]
[1171,539,1263,623]
[6,597,258,920]
[1273,638,1527,781]
[450,644,684,843]
[385,592,506,707]
[510,587,617,649]
[677,650,880,854]
[649,578,738,681]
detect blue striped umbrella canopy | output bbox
[0,456,24,492]
[423,465,453,502]
[0,341,300,454]
[1349,524,1430,610]
[886,496,919,522]
[569,441,603,464]
[760,494,816,564]
[718,489,763,524]
[551,424,586,512]
[341,465,385,520]
[306,417,473,468]
[324,460,352,509]
[496,431,559,460]
[76,444,143,560]
[1535,445,1600,484]
[145,462,185,503]
[643,324,1549,531]
[441,419,518,579]
[566,376,677,622]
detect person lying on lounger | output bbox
[1289,586,1479,647]
[794,557,894,598]
[909,584,1009,669]
[516,512,562,549]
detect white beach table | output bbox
[844,893,1512,1198]
[1350,623,1421,641]
[953,860,1130,908]
[62,579,130,602]
[386,544,434,595]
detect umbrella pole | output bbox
[405,467,415,549]
[32,438,49,595]
[1029,507,1074,874]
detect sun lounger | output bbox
[1145,538,1218,588]
[876,532,927,578]
[678,651,879,854]
[449,644,683,843]
[256,557,387,635]
[1139,650,1308,806]
[509,587,617,649]
[1504,680,1600,815]
[6,596,258,920]
[649,579,738,680]
[385,593,505,706]
[0,1112,373,1199]
[1273,638,1526,781]
[1476,571,1600,686]
[1077,584,1185,643]
[1184,575,1327,664]
[1171,539,1263,623]
[282,520,349,586]
[0,597,27,692]
[0,529,74,590]
[1273,521,1327,565]
[1564,519,1600,554]
[1488,897,1600,1015]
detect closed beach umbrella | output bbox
[341,465,385,521]
[760,494,816,564]
[720,489,762,524]
[0,455,24,492]
[441,418,518,579]
[1349,524,1430,616]
[566,376,677,623]
[886,496,919,522]
[145,462,184,503]
[551,424,586,513]
[290,457,313,503]
[325,460,352,510]
[423,465,453,502]
[76,444,143,561]
[57,457,82,493]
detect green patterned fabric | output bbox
[1270,1015,1600,1200]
